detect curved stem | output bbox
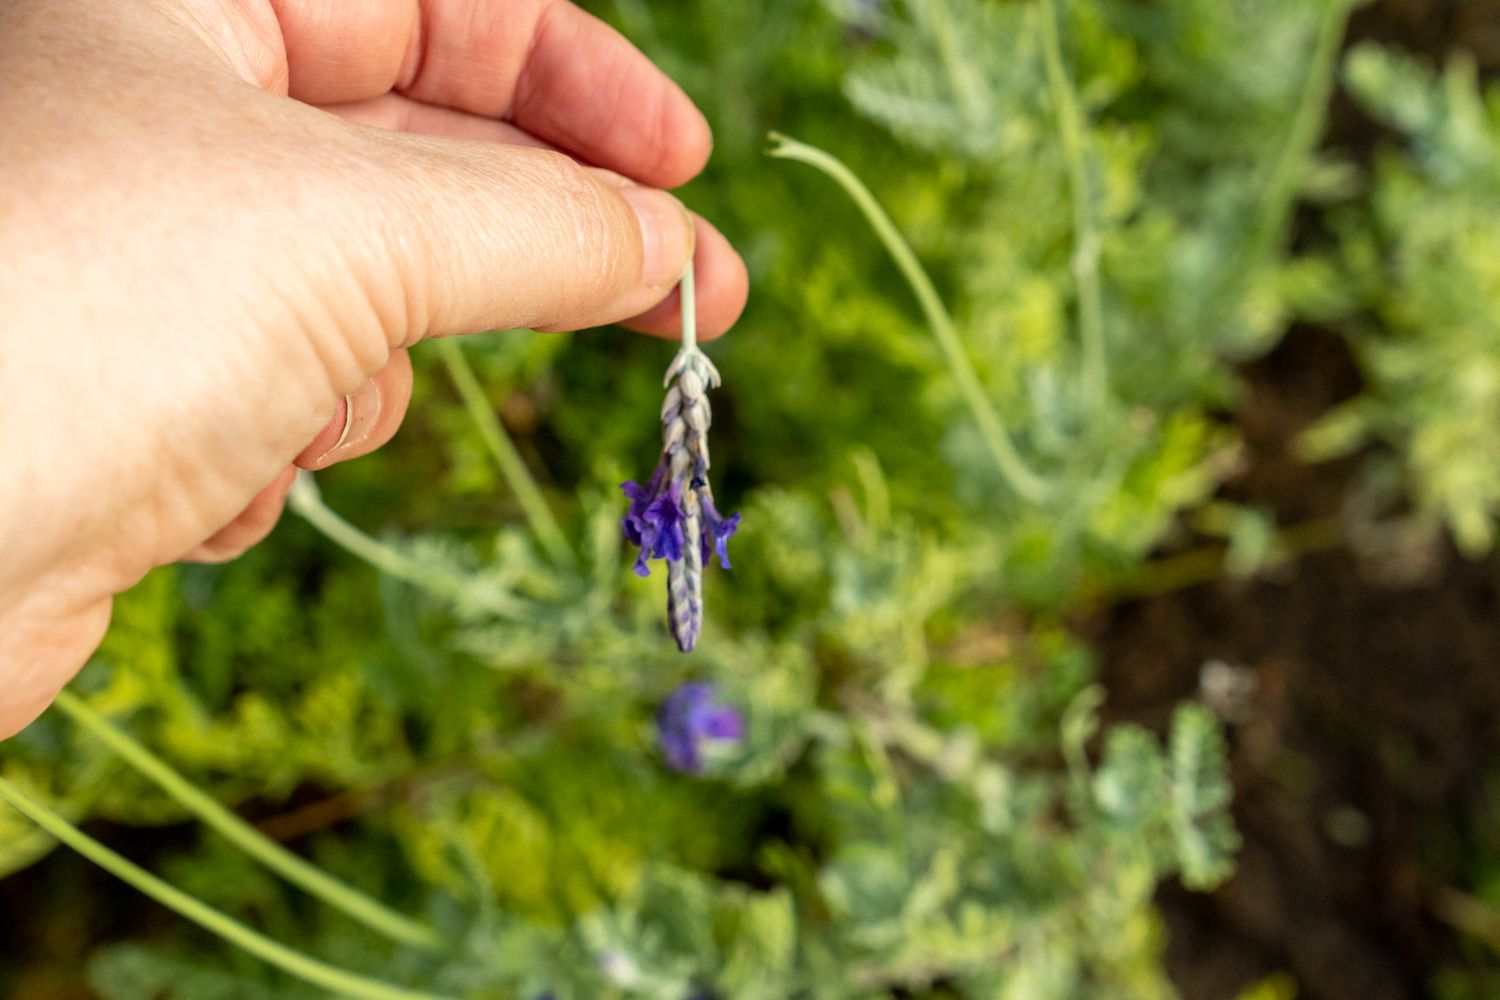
[767,133,1050,502]
[287,471,524,618]
[0,778,457,1000]
[1038,0,1108,410]
[434,338,572,564]
[50,690,442,953]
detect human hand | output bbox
[0,0,748,737]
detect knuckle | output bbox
[526,151,636,305]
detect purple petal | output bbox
[660,733,702,773]
[698,494,742,570]
[655,682,744,775]
[645,481,687,561]
[624,467,697,576]
[700,706,745,740]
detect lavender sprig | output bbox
[621,265,740,652]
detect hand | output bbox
[0,0,749,737]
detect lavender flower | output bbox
[621,267,739,652]
[656,682,745,774]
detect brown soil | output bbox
[1095,326,1500,1000]
[1094,7,1500,995]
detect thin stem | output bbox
[1081,516,1342,602]
[50,690,442,953]
[434,338,572,564]
[664,262,719,387]
[0,778,457,1000]
[287,471,524,618]
[1038,0,1108,409]
[680,260,698,352]
[1243,0,1351,272]
[767,133,1050,502]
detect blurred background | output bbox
[7,0,1500,997]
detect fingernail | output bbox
[620,186,694,290]
[314,377,382,466]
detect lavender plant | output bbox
[621,265,741,652]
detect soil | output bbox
[1094,325,1500,1000]
[1087,5,1500,996]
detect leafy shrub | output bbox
[1301,43,1500,554]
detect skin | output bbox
[0,0,750,738]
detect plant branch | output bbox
[1244,0,1352,270]
[1086,516,1343,602]
[51,690,442,952]
[1038,0,1109,409]
[287,471,524,617]
[767,132,1050,502]
[434,338,572,564]
[0,778,456,1000]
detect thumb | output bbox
[350,130,697,341]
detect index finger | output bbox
[262,0,712,187]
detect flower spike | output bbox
[621,264,739,652]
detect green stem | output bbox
[0,778,457,1000]
[767,133,1050,502]
[680,260,698,352]
[666,263,718,388]
[1099,516,1341,601]
[50,690,442,953]
[287,471,524,618]
[1038,0,1108,409]
[434,338,572,564]
[1243,0,1351,271]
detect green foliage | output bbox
[1166,705,1239,890]
[89,944,302,1000]
[1301,43,1500,554]
[781,0,1353,598]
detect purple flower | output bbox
[622,467,687,577]
[699,494,741,569]
[656,682,745,774]
[620,464,739,579]
[626,343,737,652]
